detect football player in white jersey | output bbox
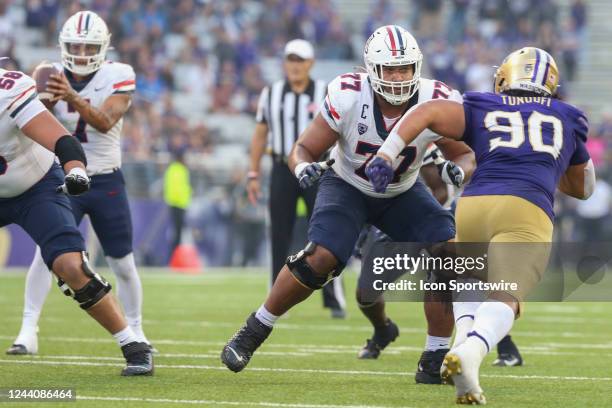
[7,11,152,355]
[221,25,476,380]
[0,66,152,375]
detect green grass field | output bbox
[0,268,611,407]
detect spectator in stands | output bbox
[447,0,470,45]
[0,0,15,59]
[560,18,580,82]
[363,0,394,41]
[465,48,494,92]
[412,0,443,38]
[25,0,59,45]
[138,67,168,103]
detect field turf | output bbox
[0,268,610,407]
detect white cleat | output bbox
[441,342,486,405]
[6,334,38,355]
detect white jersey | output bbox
[321,73,462,198]
[52,61,135,176]
[0,69,54,198]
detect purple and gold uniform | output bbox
[460,91,589,222]
[455,92,590,299]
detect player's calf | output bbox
[222,243,341,372]
[52,252,153,376]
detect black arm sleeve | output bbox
[55,135,87,168]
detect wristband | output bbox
[377,130,406,161]
[247,171,259,180]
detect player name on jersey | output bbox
[500,95,552,107]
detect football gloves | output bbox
[57,167,90,196]
[296,159,334,189]
[366,156,394,193]
[439,161,465,188]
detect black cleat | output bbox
[221,313,272,372]
[415,348,449,384]
[358,319,399,359]
[121,342,154,376]
[493,335,523,367]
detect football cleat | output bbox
[330,308,347,319]
[415,348,449,384]
[493,335,523,367]
[441,344,486,405]
[6,334,38,355]
[121,342,154,376]
[358,319,399,359]
[6,344,34,355]
[221,313,272,372]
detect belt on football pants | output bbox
[89,167,120,176]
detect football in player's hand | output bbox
[32,62,60,109]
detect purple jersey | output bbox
[461,92,590,220]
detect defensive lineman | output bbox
[368,47,594,404]
[0,65,152,375]
[221,25,475,380]
[7,11,151,355]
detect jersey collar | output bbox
[64,68,96,92]
[372,88,419,141]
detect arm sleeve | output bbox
[255,86,269,124]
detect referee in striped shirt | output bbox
[246,39,345,318]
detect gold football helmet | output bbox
[494,47,559,96]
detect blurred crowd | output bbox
[5,0,612,264]
[3,0,592,160]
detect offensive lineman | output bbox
[367,47,594,404]
[221,25,475,381]
[0,65,152,375]
[7,11,151,355]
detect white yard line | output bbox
[77,395,413,408]
[1,358,611,382]
[2,335,611,354]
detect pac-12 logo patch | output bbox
[358,123,368,135]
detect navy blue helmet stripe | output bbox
[394,26,404,55]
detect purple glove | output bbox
[365,156,394,193]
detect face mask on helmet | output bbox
[364,25,423,105]
[60,11,111,76]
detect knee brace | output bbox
[286,242,344,290]
[57,252,112,310]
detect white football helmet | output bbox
[364,25,423,105]
[59,11,110,76]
